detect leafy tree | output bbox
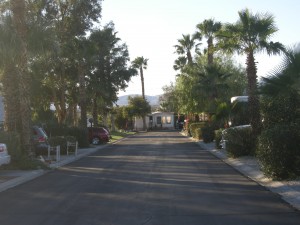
[219,8,285,136]
[40,0,102,125]
[196,18,222,65]
[159,83,179,112]
[127,96,151,128]
[88,23,136,126]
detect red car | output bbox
[88,127,110,145]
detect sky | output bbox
[100,0,300,97]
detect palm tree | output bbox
[132,56,149,130]
[10,0,33,156]
[132,56,148,100]
[220,8,285,136]
[260,46,300,96]
[174,34,200,65]
[196,19,222,66]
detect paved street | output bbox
[0,131,299,225]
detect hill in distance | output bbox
[116,94,160,106]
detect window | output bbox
[166,116,172,124]
[162,116,172,124]
[156,116,161,124]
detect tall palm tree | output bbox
[196,19,222,66]
[132,56,148,130]
[132,56,148,100]
[220,8,285,136]
[174,34,200,65]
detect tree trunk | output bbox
[11,0,33,156]
[207,37,214,66]
[140,67,145,100]
[78,63,87,128]
[187,51,193,64]
[92,97,98,127]
[2,65,21,132]
[246,51,261,137]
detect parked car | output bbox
[32,125,49,155]
[0,143,10,166]
[88,127,110,145]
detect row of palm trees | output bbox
[173,8,285,137]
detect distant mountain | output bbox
[116,94,160,106]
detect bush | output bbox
[201,126,215,143]
[189,122,206,139]
[257,123,300,180]
[223,125,255,158]
[214,129,223,149]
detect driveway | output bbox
[0,131,299,225]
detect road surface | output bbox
[0,131,299,225]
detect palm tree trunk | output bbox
[207,37,214,66]
[140,67,145,100]
[187,51,193,64]
[246,51,261,137]
[11,0,33,156]
[139,67,147,130]
[2,65,21,132]
[78,63,87,128]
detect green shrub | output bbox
[194,128,202,140]
[257,123,300,180]
[214,129,223,149]
[223,125,255,158]
[201,126,215,143]
[189,122,206,139]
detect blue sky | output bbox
[101,0,300,96]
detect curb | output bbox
[0,169,46,193]
[0,145,107,193]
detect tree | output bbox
[219,8,285,136]
[174,34,200,65]
[40,0,102,125]
[127,96,151,128]
[159,83,179,112]
[10,0,33,156]
[132,56,148,100]
[196,19,222,65]
[257,46,300,180]
[88,23,136,126]
[259,45,300,127]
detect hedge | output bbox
[257,123,300,180]
[189,122,206,139]
[223,125,255,158]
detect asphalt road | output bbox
[0,131,299,225]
